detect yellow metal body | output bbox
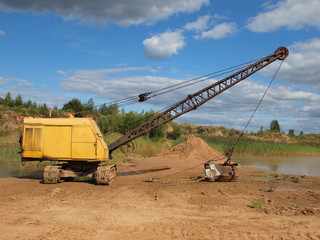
[21,117,109,162]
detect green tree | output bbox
[62,98,84,112]
[270,120,280,132]
[119,111,142,134]
[23,99,33,108]
[98,115,119,134]
[38,103,49,116]
[288,129,295,136]
[99,103,119,116]
[84,98,95,112]
[4,92,14,107]
[258,125,264,136]
[31,101,38,109]
[14,94,23,106]
[149,125,165,139]
[99,103,108,115]
[167,122,182,140]
[197,126,205,134]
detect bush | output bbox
[167,123,182,140]
[62,98,84,113]
[270,120,280,132]
[98,115,120,134]
[149,125,165,139]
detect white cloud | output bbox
[0,77,34,87]
[57,70,68,77]
[175,80,320,133]
[0,76,7,86]
[0,30,5,36]
[261,38,320,85]
[143,29,185,59]
[59,66,156,79]
[59,66,166,99]
[195,22,237,40]
[15,78,34,87]
[184,15,210,32]
[58,63,320,132]
[0,76,65,106]
[247,0,320,32]
[0,0,209,26]
[61,75,180,101]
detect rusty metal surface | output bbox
[108,47,289,153]
[215,164,238,182]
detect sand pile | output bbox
[158,134,227,163]
[133,134,228,169]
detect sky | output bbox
[0,0,320,134]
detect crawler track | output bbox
[43,165,61,184]
[94,164,117,185]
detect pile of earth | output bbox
[133,134,228,170]
[159,134,226,162]
[0,110,23,132]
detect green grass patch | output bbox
[250,198,265,209]
[251,173,282,180]
[103,133,169,158]
[0,145,21,165]
[202,136,320,156]
[73,176,92,182]
[103,132,167,147]
[251,174,270,179]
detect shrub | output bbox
[167,123,182,140]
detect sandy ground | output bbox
[1,136,320,240]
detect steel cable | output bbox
[95,56,265,109]
[227,59,286,158]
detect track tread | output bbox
[43,165,61,184]
[94,164,116,185]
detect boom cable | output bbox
[97,54,277,148]
[95,57,265,109]
[225,60,285,163]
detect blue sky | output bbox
[0,0,320,133]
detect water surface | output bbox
[234,156,320,177]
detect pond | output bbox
[233,156,320,177]
[0,161,49,178]
[0,145,50,178]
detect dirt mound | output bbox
[0,110,24,142]
[158,134,227,163]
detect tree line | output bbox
[2,91,299,138]
[0,92,182,140]
[0,92,51,116]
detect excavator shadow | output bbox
[17,167,171,184]
[117,167,171,176]
[17,170,43,180]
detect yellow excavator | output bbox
[20,47,289,184]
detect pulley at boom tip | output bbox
[275,46,289,60]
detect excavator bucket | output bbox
[204,162,238,182]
